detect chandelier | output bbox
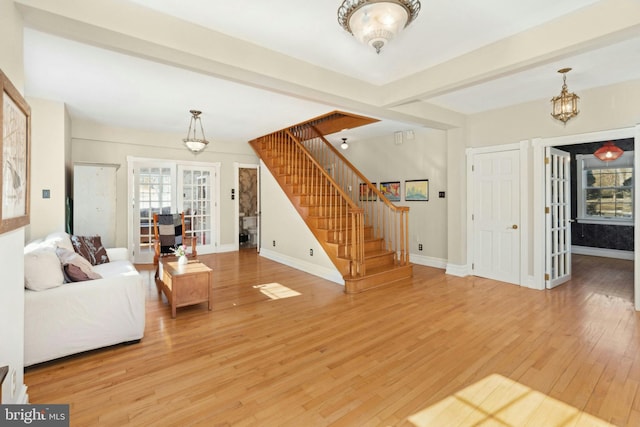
[183,110,209,154]
[551,68,580,124]
[594,141,623,162]
[338,0,421,54]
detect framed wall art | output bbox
[0,69,31,234]
[405,179,429,201]
[379,181,401,202]
[359,182,377,201]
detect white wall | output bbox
[0,0,28,405]
[259,162,342,283]
[27,97,69,241]
[446,127,467,272]
[71,119,258,248]
[341,127,449,265]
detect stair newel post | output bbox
[401,207,409,265]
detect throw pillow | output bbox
[63,263,101,282]
[56,248,102,282]
[45,231,75,252]
[70,235,110,266]
[24,247,65,291]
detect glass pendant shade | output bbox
[551,68,579,124]
[341,138,349,150]
[594,141,623,161]
[338,0,421,54]
[183,110,209,154]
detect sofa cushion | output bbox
[24,247,65,291]
[71,235,110,265]
[45,231,75,252]
[56,248,102,282]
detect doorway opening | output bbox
[235,163,259,251]
[533,126,639,309]
[550,138,634,301]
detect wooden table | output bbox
[157,260,213,318]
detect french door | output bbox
[129,158,219,263]
[545,147,572,288]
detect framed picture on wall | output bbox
[359,182,377,201]
[0,69,31,234]
[405,179,429,201]
[379,181,401,202]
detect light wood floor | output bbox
[24,252,638,426]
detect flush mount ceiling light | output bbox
[594,141,624,162]
[341,137,349,150]
[183,109,209,154]
[338,0,421,54]
[551,68,580,124]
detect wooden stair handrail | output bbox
[284,129,360,212]
[308,125,409,215]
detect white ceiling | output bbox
[20,0,640,145]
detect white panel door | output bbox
[545,147,572,289]
[472,150,520,284]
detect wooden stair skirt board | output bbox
[344,264,414,294]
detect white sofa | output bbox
[24,232,145,366]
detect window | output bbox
[576,151,633,224]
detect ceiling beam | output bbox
[379,0,640,108]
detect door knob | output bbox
[512,224,518,229]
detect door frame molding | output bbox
[466,140,529,286]
[532,126,639,309]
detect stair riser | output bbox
[344,265,413,294]
[365,253,396,269]
[299,195,344,205]
[339,239,384,254]
[281,173,327,185]
[309,217,353,229]
[305,205,351,216]
[321,227,374,243]
[290,184,334,195]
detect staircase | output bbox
[249,111,412,293]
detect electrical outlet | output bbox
[272,240,276,247]
[310,249,313,256]
[418,243,423,251]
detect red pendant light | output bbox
[594,141,623,161]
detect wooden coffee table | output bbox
[157,259,213,318]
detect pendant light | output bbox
[183,110,209,154]
[594,141,623,162]
[551,68,580,124]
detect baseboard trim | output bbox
[445,263,468,277]
[259,248,344,285]
[410,253,447,269]
[572,245,634,260]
